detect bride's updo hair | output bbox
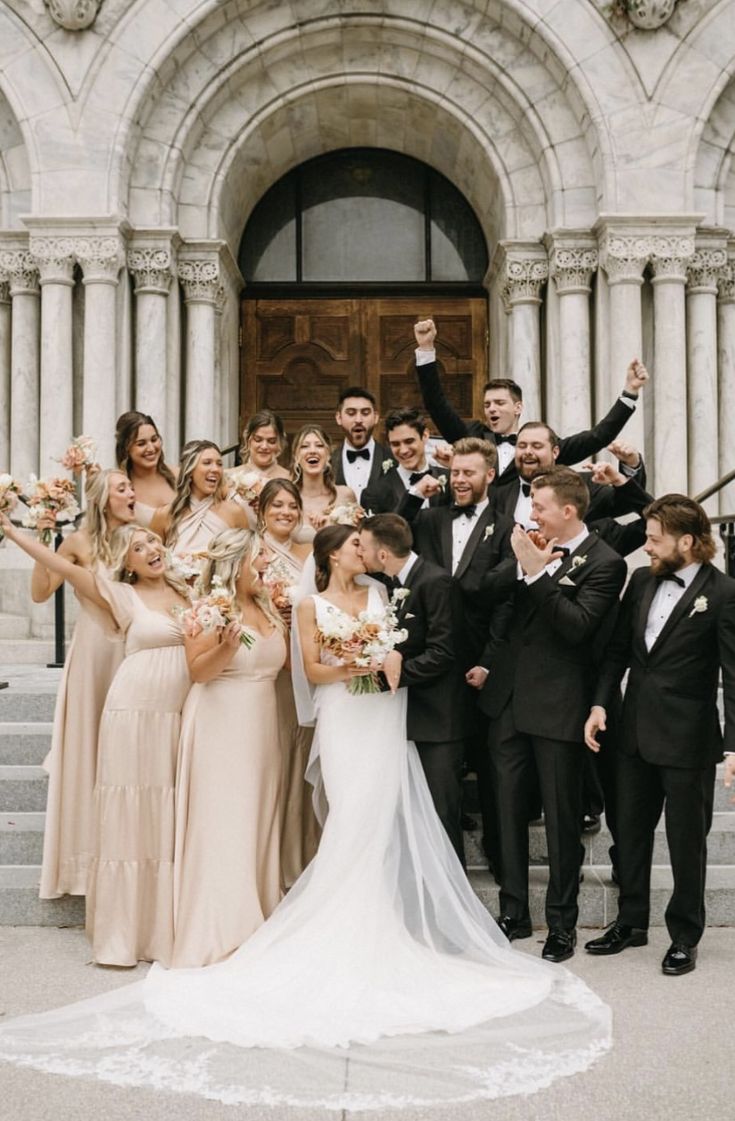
[199,527,283,631]
[312,524,354,592]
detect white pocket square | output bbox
[405,612,415,619]
[558,575,576,587]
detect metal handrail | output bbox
[694,467,735,505]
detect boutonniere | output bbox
[391,587,410,607]
[382,459,394,474]
[570,554,587,571]
[436,474,447,490]
[483,524,495,541]
[689,595,708,618]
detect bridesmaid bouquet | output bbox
[166,549,207,585]
[317,599,408,695]
[262,556,298,615]
[327,503,366,527]
[0,474,23,542]
[21,475,81,546]
[179,576,255,648]
[228,469,263,505]
[57,435,97,474]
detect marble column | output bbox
[549,244,597,438]
[30,238,75,476]
[0,278,10,469]
[599,239,647,454]
[78,237,124,468]
[650,237,695,495]
[686,247,727,507]
[178,257,220,442]
[718,263,735,513]
[0,251,41,478]
[127,245,174,444]
[501,256,548,422]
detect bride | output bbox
[0,524,611,1113]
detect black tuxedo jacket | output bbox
[361,464,447,516]
[397,493,515,667]
[390,556,467,743]
[478,533,627,743]
[331,440,394,493]
[490,472,652,523]
[416,359,636,487]
[594,564,735,768]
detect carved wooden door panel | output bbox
[240,297,487,441]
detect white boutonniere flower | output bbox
[483,524,495,541]
[391,587,410,605]
[570,554,587,570]
[689,595,708,618]
[382,459,394,474]
[436,474,447,490]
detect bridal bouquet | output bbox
[178,576,254,648]
[58,435,97,474]
[21,475,80,546]
[327,503,366,527]
[228,469,263,505]
[0,474,23,542]
[317,598,408,695]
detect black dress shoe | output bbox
[581,813,601,834]
[497,914,532,941]
[585,922,648,955]
[661,942,697,976]
[542,928,577,962]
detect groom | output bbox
[359,513,467,864]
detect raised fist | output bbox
[414,319,436,350]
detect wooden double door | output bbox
[240,297,488,442]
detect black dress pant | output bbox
[488,703,585,930]
[415,738,466,867]
[614,751,715,946]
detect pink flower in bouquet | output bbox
[59,435,97,474]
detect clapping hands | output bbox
[511,524,564,577]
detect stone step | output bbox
[0,638,57,665]
[0,866,84,926]
[0,812,45,863]
[0,765,48,811]
[0,722,53,764]
[0,612,31,640]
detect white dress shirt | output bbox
[513,482,536,529]
[401,461,433,509]
[342,437,376,503]
[644,562,701,652]
[451,496,489,575]
[396,551,419,586]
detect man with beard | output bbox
[331,386,393,504]
[584,495,735,975]
[361,407,447,515]
[412,319,648,486]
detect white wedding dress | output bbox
[0,584,611,1113]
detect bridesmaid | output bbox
[2,516,191,966]
[257,480,320,889]
[151,440,248,556]
[115,411,176,527]
[291,424,356,533]
[34,468,136,899]
[172,528,287,967]
[230,410,291,529]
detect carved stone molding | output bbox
[127,246,175,295]
[599,236,648,285]
[214,284,227,316]
[501,258,548,308]
[686,248,728,295]
[549,247,598,295]
[178,258,220,305]
[649,235,695,282]
[44,1,102,31]
[29,237,76,286]
[0,250,40,297]
[623,1,678,31]
[77,236,125,284]
[718,265,735,305]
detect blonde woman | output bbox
[291,424,356,533]
[115,411,177,526]
[2,517,191,966]
[172,528,287,967]
[30,468,136,899]
[257,480,320,888]
[151,440,249,556]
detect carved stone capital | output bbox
[77,236,125,285]
[549,247,598,295]
[501,258,548,308]
[178,258,220,305]
[599,236,648,285]
[29,237,76,286]
[127,246,175,296]
[44,1,102,31]
[0,250,40,297]
[718,265,735,305]
[649,235,695,283]
[686,248,728,295]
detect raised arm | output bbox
[30,516,87,603]
[413,319,470,444]
[1,514,112,616]
[557,360,649,466]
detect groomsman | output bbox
[331,386,393,503]
[361,407,447,515]
[478,468,626,960]
[584,495,735,975]
[412,318,648,487]
[359,513,467,863]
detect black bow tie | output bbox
[520,482,531,497]
[656,572,685,588]
[409,470,430,485]
[496,433,517,446]
[450,504,477,519]
[555,546,570,558]
[346,448,370,463]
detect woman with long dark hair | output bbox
[115,411,176,525]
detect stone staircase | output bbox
[0,662,734,927]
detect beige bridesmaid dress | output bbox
[40,584,124,898]
[171,627,287,968]
[169,496,229,556]
[85,578,190,967]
